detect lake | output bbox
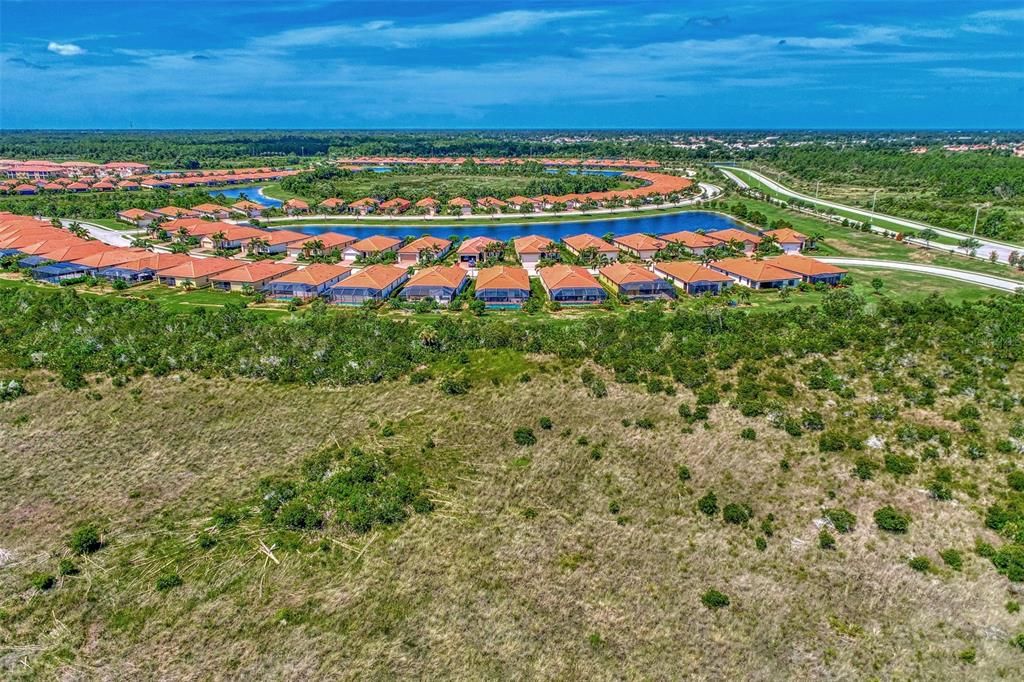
[209,185,284,207]
[273,210,742,242]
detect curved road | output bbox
[821,258,1024,292]
[719,166,1020,264]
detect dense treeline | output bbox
[279,162,631,202]
[754,145,1024,240]
[0,188,229,220]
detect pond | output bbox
[208,185,283,207]
[273,210,743,242]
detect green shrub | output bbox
[958,647,976,664]
[740,428,756,440]
[700,589,730,609]
[276,500,322,530]
[722,503,753,525]
[635,417,655,430]
[30,573,56,591]
[1013,633,1024,650]
[755,536,767,551]
[439,374,469,395]
[155,573,183,592]
[819,431,846,453]
[677,403,692,419]
[67,524,103,555]
[819,529,836,550]
[940,548,963,571]
[1006,600,1020,614]
[801,410,825,431]
[824,508,857,533]
[853,457,878,480]
[991,543,1024,581]
[884,454,917,476]
[760,516,776,537]
[874,506,911,533]
[698,491,718,516]
[608,500,621,515]
[539,417,553,430]
[513,427,537,446]
[57,558,78,576]
[908,556,932,572]
[677,465,691,482]
[928,479,953,501]
[1008,471,1024,492]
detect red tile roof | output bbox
[613,233,667,252]
[380,197,411,209]
[448,197,473,207]
[337,264,406,289]
[599,262,663,285]
[538,264,601,290]
[349,235,401,253]
[476,265,530,291]
[514,234,558,255]
[318,198,346,208]
[763,228,807,244]
[399,235,451,254]
[283,198,309,209]
[563,233,618,254]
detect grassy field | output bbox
[2,351,1024,678]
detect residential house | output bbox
[343,235,401,262]
[349,197,379,215]
[153,206,198,220]
[267,263,353,300]
[448,197,473,215]
[117,180,140,191]
[456,236,504,268]
[397,236,452,265]
[651,261,733,295]
[563,233,619,263]
[414,197,440,215]
[318,198,346,212]
[155,257,238,288]
[285,231,356,259]
[116,208,161,228]
[399,265,469,305]
[97,253,193,285]
[231,200,266,218]
[707,228,762,254]
[598,262,676,300]
[475,265,531,308]
[71,247,150,274]
[210,262,298,292]
[477,196,507,212]
[762,228,807,254]
[709,257,801,289]
[613,233,667,260]
[240,229,308,256]
[329,264,409,304]
[282,198,310,215]
[662,230,720,255]
[14,184,37,195]
[506,196,537,212]
[199,225,267,251]
[514,234,560,271]
[538,264,607,305]
[380,197,412,215]
[769,255,847,285]
[190,203,233,220]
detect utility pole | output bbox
[972,205,980,237]
[871,190,877,213]
[815,180,820,199]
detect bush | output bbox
[874,506,911,533]
[57,558,78,576]
[439,374,469,395]
[819,431,846,453]
[1006,600,1020,614]
[155,573,183,592]
[635,417,655,430]
[276,500,322,530]
[740,428,756,440]
[513,427,537,446]
[700,589,730,609]
[853,457,878,481]
[991,543,1024,582]
[755,536,767,551]
[819,529,836,550]
[824,508,857,533]
[677,465,691,482]
[30,573,56,591]
[722,503,753,525]
[539,417,553,430]
[1008,471,1024,492]
[884,454,917,476]
[67,524,103,555]
[940,548,963,571]
[698,491,718,516]
[908,556,932,572]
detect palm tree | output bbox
[211,231,227,249]
[248,236,270,255]
[302,239,325,258]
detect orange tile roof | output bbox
[71,247,149,268]
[768,255,847,277]
[284,198,309,209]
[305,232,356,249]
[191,203,230,214]
[476,265,530,291]
[711,257,800,282]
[211,261,297,283]
[38,242,116,262]
[662,231,720,249]
[405,265,468,288]
[118,208,159,220]
[318,198,346,208]
[514,234,558,255]
[231,200,266,210]
[763,228,807,244]
[538,264,601,290]
[154,206,197,217]
[563,233,618,254]
[599,262,663,285]
[399,235,451,254]
[350,235,401,252]
[337,264,406,289]
[415,197,439,207]
[477,196,507,208]
[380,197,411,209]
[457,236,504,255]
[506,195,538,204]
[115,253,192,272]
[207,226,266,242]
[448,197,472,207]
[155,257,239,278]
[614,233,667,252]
[258,229,308,246]
[271,263,353,285]
[707,228,762,245]
[652,261,732,283]
[349,197,379,207]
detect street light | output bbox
[871,190,878,213]
[972,205,980,237]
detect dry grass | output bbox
[2,360,1023,679]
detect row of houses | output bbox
[335,156,662,169]
[0,160,150,180]
[2,167,298,195]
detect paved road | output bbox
[719,166,1020,264]
[60,219,135,247]
[821,257,1024,292]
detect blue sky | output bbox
[2,0,1022,129]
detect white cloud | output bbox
[261,9,603,49]
[962,7,1024,34]
[47,41,84,56]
